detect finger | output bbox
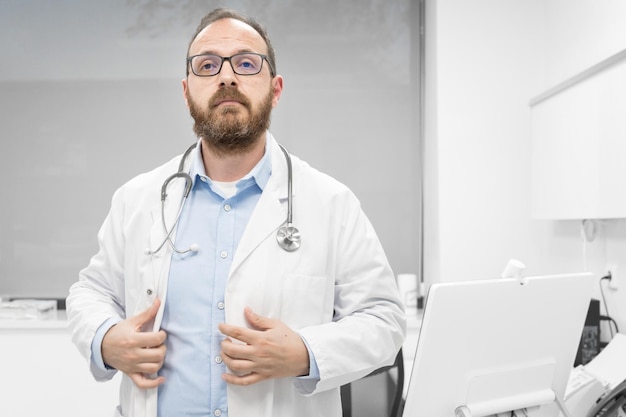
[133,329,167,348]
[243,307,274,331]
[221,336,252,353]
[222,371,266,386]
[220,339,255,364]
[131,298,161,329]
[133,343,167,364]
[129,372,165,389]
[218,323,256,345]
[220,354,254,375]
[125,348,166,375]
[133,359,166,375]
[120,352,165,375]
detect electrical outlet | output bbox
[606,264,619,290]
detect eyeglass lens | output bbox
[191,53,264,76]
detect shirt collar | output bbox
[189,133,272,192]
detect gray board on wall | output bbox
[0,0,420,299]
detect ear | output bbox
[181,78,190,108]
[271,75,284,108]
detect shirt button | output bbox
[214,409,222,417]
[220,250,228,259]
[215,356,223,364]
[217,301,225,310]
[224,204,231,212]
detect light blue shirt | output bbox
[91,136,318,417]
[156,141,270,417]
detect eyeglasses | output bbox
[187,52,274,77]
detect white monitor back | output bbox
[402,272,594,417]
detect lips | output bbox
[214,98,241,107]
[210,88,250,109]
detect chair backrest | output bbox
[341,349,404,417]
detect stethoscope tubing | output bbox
[146,141,300,255]
[278,144,294,226]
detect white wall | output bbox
[542,0,626,86]
[540,0,626,342]
[424,0,626,340]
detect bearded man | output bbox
[67,8,405,417]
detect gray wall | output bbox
[0,0,420,298]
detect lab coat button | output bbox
[215,356,223,364]
[146,289,153,295]
[214,409,222,417]
[217,301,225,310]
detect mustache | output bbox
[209,87,251,108]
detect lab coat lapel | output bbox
[230,140,289,274]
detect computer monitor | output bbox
[402,272,594,417]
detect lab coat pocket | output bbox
[281,274,332,328]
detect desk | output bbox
[0,312,120,417]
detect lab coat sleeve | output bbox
[296,192,406,395]
[66,186,128,381]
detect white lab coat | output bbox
[67,135,406,417]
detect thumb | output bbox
[244,307,274,331]
[132,298,161,330]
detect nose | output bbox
[217,60,238,87]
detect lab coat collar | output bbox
[187,133,273,192]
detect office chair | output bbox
[341,349,404,417]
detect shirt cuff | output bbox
[91,317,122,371]
[298,334,320,381]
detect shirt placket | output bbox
[210,197,235,417]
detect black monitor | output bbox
[575,298,601,366]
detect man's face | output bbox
[182,18,283,155]
[186,77,275,155]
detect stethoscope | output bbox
[145,142,301,256]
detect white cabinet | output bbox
[0,317,120,417]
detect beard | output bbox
[187,85,273,156]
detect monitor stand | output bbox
[450,358,574,417]
[455,393,573,417]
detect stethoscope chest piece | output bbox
[276,224,301,252]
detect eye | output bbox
[193,55,221,75]
[233,54,261,74]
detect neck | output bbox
[200,134,266,182]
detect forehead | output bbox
[189,18,267,56]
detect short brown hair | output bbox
[186,8,276,77]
